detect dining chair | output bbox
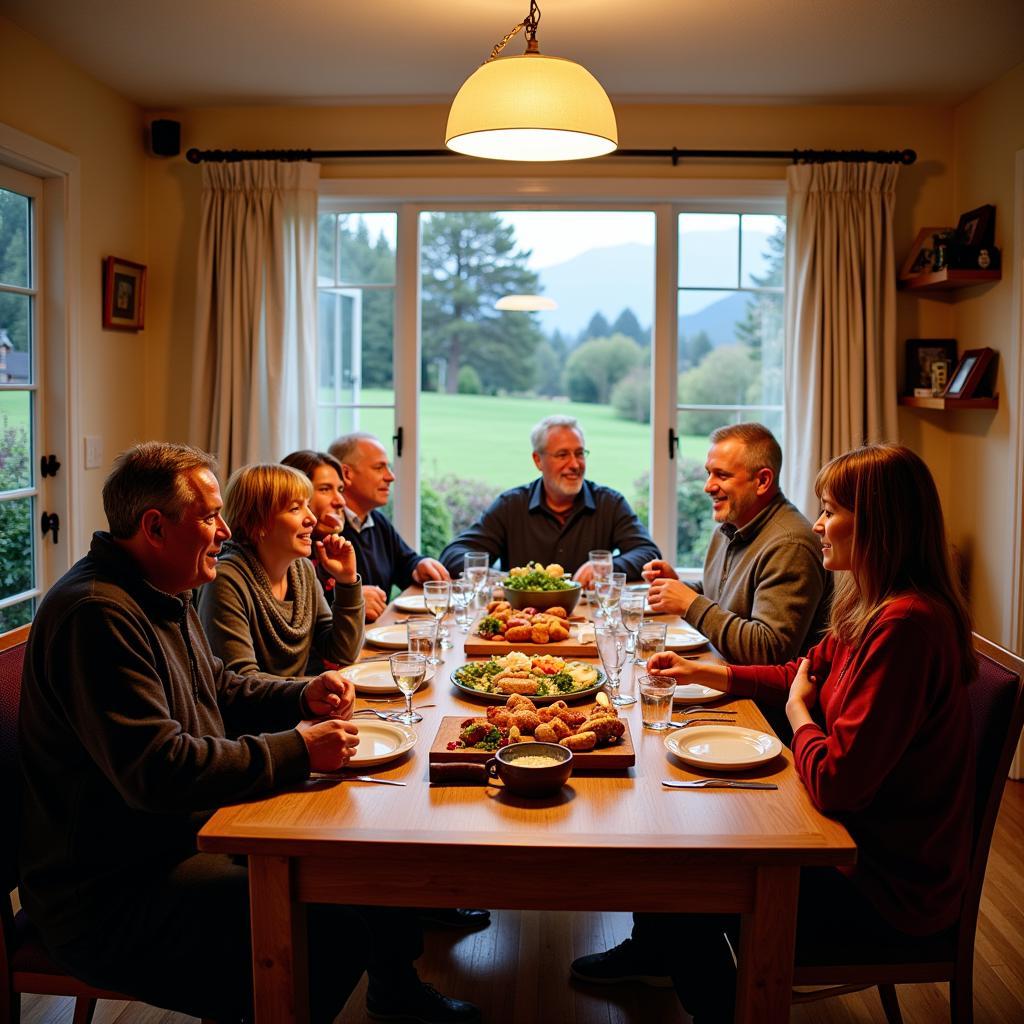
[1,624,219,1024]
[790,631,1024,1024]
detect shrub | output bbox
[418,481,453,559]
[456,365,482,395]
[427,474,500,540]
[632,457,715,569]
[611,365,650,423]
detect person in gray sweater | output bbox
[197,462,364,677]
[19,442,479,1024]
[644,423,829,665]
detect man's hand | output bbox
[413,558,450,583]
[647,578,699,616]
[573,561,599,587]
[646,651,730,691]
[786,658,817,733]
[303,670,356,719]
[642,559,678,584]
[315,534,358,585]
[363,585,389,622]
[296,719,360,772]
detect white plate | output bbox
[664,725,782,771]
[393,594,428,613]
[350,720,417,767]
[672,683,726,704]
[665,624,710,652]
[364,624,409,649]
[341,660,435,694]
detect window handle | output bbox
[668,428,680,460]
[40,511,60,545]
[393,426,404,458]
[40,453,61,478]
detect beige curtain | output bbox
[781,162,900,517]
[190,160,319,474]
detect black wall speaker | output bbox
[149,119,181,157]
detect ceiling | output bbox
[4,0,1024,109]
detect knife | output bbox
[661,780,778,789]
[348,774,407,786]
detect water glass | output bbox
[407,618,439,667]
[464,552,490,610]
[618,591,645,659]
[594,571,626,620]
[389,651,427,724]
[595,622,635,707]
[636,621,668,666]
[423,580,453,649]
[451,578,475,633]
[638,674,677,730]
[587,549,613,605]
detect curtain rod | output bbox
[185,146,916,166]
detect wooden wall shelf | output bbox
[899,268,1001,291]
[899,395,998,410]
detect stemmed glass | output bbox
[389,652,427,724]
[464,552,490,612]
[618,590,646,661]
[595,622,634,707]
[593,571,626,624]
[423,580,453,650]
[451,578,475,633]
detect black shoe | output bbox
[418,907,491,930]
[570,938,673,989]
[366,980,481,1023]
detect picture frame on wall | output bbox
[904,339,957,396]
[943,347,996,399]
[102,256,147,330]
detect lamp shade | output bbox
[495,294,558,311]
[446,53,617,162]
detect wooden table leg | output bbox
[734,865,799,1024]
[249,855,309,1024]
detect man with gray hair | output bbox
[642,422,829,664]
[440,415,659,582]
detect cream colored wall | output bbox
[0,16,148,556]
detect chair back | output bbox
[0,627,29,896]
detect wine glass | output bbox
[618,591,645,661]
[423,580,453,650]
[463,552,490,611]
[407,618,439,667]
[595,622,634,707]
[389,652,427,724]
[451,578,475,633]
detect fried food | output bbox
[585,716,625,744]
[504,625,534,643]
[510,709,541,733]
[494,678,541,695]
[561,731,597,751]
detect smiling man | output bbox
[642,422,829,664]
[439,415,659,582]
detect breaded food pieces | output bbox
[561,730,597,751]
[533,722,560,743]
[553,707,588,729]
[588,701,619,719]
[545,606,568,619]
[487,600,512,615]
[510,709,541,733]
[504,625,533,643]
[486,707,514,729]
[506,693,537,712]
[495,678,540,695]
[587,716,626,745]
[547,623,570,641]
[530,624,550,644]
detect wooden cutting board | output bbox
[462,635,598,657]
[428,715,635,769]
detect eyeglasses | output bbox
[542,448,589,461]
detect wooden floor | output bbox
[18,782,1024,1024]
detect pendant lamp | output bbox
[446,0,617,162]
[495,295,558,311]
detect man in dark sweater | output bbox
[329,432,449,622]
[18,442,478,1024]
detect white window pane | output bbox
[678,213,739,289]
[0,187,30,288]
[740,214,786,288]
[338,213,396,286]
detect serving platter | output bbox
[350,720,417,767]
[463,633,597,658]
[429,715,634,769]
[664,725,782,771]
[450,663,605,704]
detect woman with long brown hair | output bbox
[572,444,976,1022]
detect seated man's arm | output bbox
[607,492,661,581]
[683,540,827,665]
[438,497,508,575]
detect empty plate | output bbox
[393,594,428,613]
[665,624,710,652]
[364,624,409,649]
[342,660,434,694]
[350,720,417,767]
[673,683,726,704]
[664,725,782,771]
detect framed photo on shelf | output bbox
[943,347,996,399]
[953,204,995,249]
[102,256,147,330]
[904,339,957,396]
[899,227,949,280]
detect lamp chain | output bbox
[487,0,542,61]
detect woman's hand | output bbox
[785,658,817,733]
[645,651,731,691]
[303,670,356,719]
[316,533,358,585]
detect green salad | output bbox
[452,652,600,697]
[503,562,577,592]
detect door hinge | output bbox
[40,453,61,478]
[40,511,60,545]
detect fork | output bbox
[668,718,739,728]
[676,706,737,715]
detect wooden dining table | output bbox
[197,591,855,1024]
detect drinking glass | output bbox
[423,580,453,649]
[389,652,427,724]
[595,622,634,707]
[618,591,646,661]
[464,552,490,611]
[587,549,613,607]
[451,578,475,633]
[638,673,677,730]
[407,618,439,667]
[593,571,626,622]
[636,621,668,666]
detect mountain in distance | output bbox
[531,230,770,347]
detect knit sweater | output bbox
[685,492,830,664]
[18,532,310,947]
[197,542,364,677]
[729,594,974,935]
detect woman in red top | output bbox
[571,444,975,1022]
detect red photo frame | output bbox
[102,256,147,330]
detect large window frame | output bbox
[319,178,786,562]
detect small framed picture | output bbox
[899,227,950,280]
[943,347,996,399]
[904,339,957,395]
[954,204,995,249]
[102,256,147,330]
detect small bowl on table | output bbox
[503,583,581,615]
[486,742,574,796]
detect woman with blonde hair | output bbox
[572,444,976,1022]
[198,463,363,676]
